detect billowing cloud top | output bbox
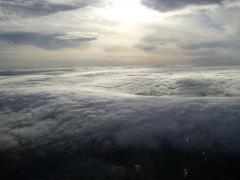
[0,66,240,153]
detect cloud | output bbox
[0,67,240,154]
[0,0,239,66]
[141,0,224,12]
[0,32,97,49]
[135,7,240,65]
[181,39,240,51]
[0,0,102,19]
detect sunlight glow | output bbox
[102,0,160,23]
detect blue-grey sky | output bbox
[0,0,240,68]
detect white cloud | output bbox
[0,67,240,154]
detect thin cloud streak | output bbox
[0,32,98,49]
[141,0,224,12]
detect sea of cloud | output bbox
[0,66,240,154]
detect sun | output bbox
[100,0,159,23]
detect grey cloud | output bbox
[0,0,101,19]
[0,32,97,49]
[182,39,240,51]
[135,9,240,63]
[1,91,240,153]
[141,0,224,12]
[137,35,240,64]
[136,36,177,52]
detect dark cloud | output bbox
[141,0,224,12]
[0,0,101,19]
[0,32,97,49]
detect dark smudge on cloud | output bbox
[141,0,225,12]
[0,32,97,49]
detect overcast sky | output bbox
[0,0,240,68]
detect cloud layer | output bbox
[0,67,240,154]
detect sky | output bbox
[0,0,240,68]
